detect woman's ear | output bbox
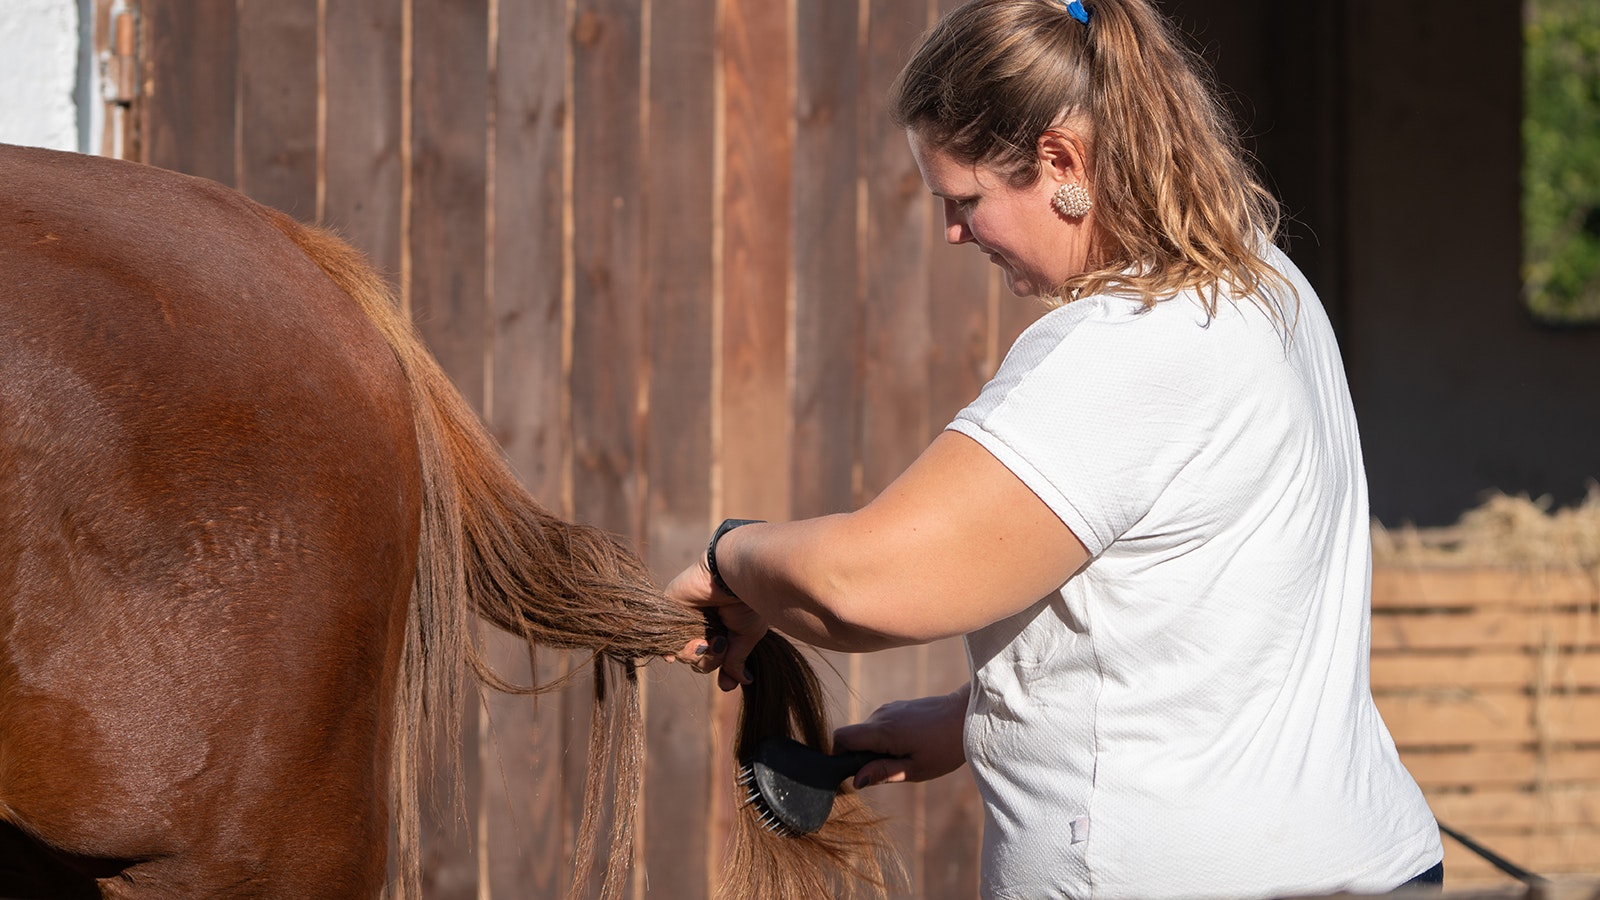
[1038,129,1089,186]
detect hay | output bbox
[1372,482,1600,571]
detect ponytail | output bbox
[892,0,1295,323]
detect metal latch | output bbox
[100,0,139,106]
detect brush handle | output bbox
[821,749,896,785]
[755,737,896,790]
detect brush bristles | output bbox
[736,762,801,836]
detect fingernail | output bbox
[741,666,753,685]
[693,642,710,657]
[710,636,727,655]
[853,773,869,789]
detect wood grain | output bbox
[324,0,404,278]
[237,0,318,218]
[642,0,718,890]
[140,0,238,184]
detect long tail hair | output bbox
[262,209,899,900]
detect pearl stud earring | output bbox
[1051,182,1093,219]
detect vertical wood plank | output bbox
[641,0,719,893]
[925,225,992,428]
[324,0,404,280]
[410,0,490,410]
[410,0,490,896]
[721,0,794,524]
[484,0,570,891]
[859,0,933,492]
[570,0,644,540]
[857,1,936,895]
[237,0,318,218]
[790,7,870,857]
[924,0,996,435]
[791,0,862,522]
[140,0,238,184]
[569,2,645,896]
[716,0,802,890]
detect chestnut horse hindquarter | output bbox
[0,144,421,897]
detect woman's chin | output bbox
[1003,274,1039,298]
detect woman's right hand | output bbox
[662,554,769,692]
[833,684,970,788]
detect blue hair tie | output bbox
[1066,0,1089,24]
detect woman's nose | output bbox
[943,201,972,244]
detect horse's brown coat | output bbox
[1,145,416,896]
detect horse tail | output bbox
[263,210,898,900]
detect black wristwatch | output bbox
[706,518,764,599]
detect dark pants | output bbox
[1396,861,1445,891]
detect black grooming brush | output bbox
[737,736,895,836]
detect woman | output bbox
[666,0,1444,896]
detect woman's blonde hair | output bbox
[891,0,1293,318]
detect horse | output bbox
[0,143,893,899]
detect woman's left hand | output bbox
[663,556,769,692]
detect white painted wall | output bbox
[0,0,95,152]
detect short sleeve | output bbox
[948,296,1216,556]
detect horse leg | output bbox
[0,821,103,899]
[0,573,411,900]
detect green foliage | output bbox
[1524,0,1600,324]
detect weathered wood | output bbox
[1372,611,1600,653]
[237,0,318,218]
[1373,568,1600,610]
[140,0,238,184]
[409,0,489,408]
[1372,651,1600,690]
[1400,746,1600,790]
[789,10,869,874]
[641,0,718,890]
[1435,828,1600,881]
[324,0,404,279]
[791,0,863,521]
[1426,785,1600,830]
[1377,691,1600,746]
[569,0,644,542]
[721,0,794,524]
[475,632,546,895]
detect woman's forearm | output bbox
[713,514,914,653]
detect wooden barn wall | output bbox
[116,0,1024,896]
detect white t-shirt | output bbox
[947,248,1442,900]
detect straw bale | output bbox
[1373,482,1600,572]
